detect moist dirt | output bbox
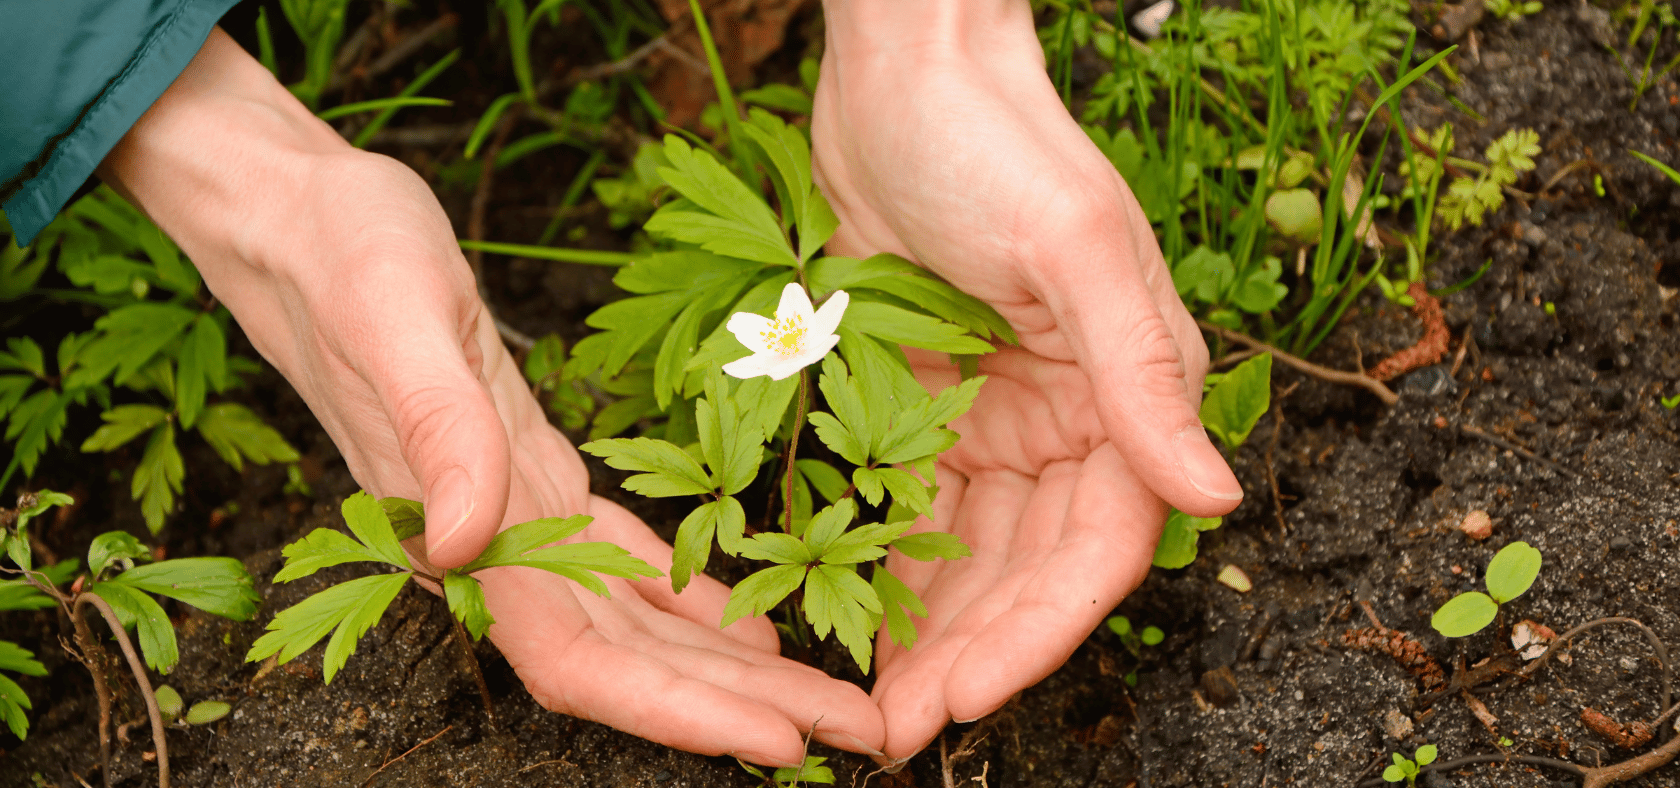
[6,4,1680,787]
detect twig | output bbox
[1582,730,1680,788]
[78,593,169,788]
[564,17,693,88]
[64,599,114,788]
[1369,282,1451,382]
[1197,321,1399,405]
[359,725,453,787]
[1518,617,1672,717]
[466,106,523,279]
[1263,403,1287,537]
[1210,348,1264,370]
[494,317,536,353]
[449,616,496,729]
[327,14,459,95]
[1458,425,1582,480]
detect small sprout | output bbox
[1460,510,1493,540]
[183,700,232,725]
[1432,541,1544,637]
[1594,174,1606,197]
[154,685,184,721]
[1383,744,1437,786]
[1543,301,1556,316]
[1499,735,1515,747]
[1216,564,1253,593]
[1264,188,1323,244]
[1661,393,1680,410]
[1140,625,1165,646]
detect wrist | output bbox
[98,28,352,277]
[820,0,1037,65]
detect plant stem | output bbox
[66,595,114,788]
[78,592,169,788]
[1197,321,1399,405]
[784,371,808,533]
[449,615,497,730]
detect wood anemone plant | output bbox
[2,490,260,788]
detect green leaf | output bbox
[846,300,995,355]
[1200,353,1272,449]
[875,467,933,520]
[796,459,849,504]
[1140,626,1164,646]
[772,756,836,786]
[64,303,196,389]
[339,492,410,570]
[524,334,567,385]
[1431,591,1499,638]
[460,514,593,572]
[154,685,184,719]
[872,565,926,649]
[741,84,814,114]
[0,337,46,376]
[87,531,150,578]
[195,403,299,472]
[0,375,34,416]
[580,437,715,497]
[891,532,972,562]
[671,500,722,593]
[647,135,793,266]
[822,520,913,565]
[797,188,840,264]
[444,571,495,640]
[183,700,231,725]
[1151,509,1223,569]
[0,671,32,739]
[1414,744,1437,766]
[112,557,260,621]
[804,564,881,672]
[720,564,808,627]
[0,578,58,612]
[739,532,815,565]
[1382,764,1406,783]
[175,315,227,430]
[818,262,1017,344]
[245,572,410,683]
[834,326,928,425]
[275,529,386,583]
[0,641,46,676]
[808,412,868,467]
[697,377,764,495]
[654,269,758,408]
[729,373,799,444]
[802,498,858,557]
[3,389,72,487]
[132,423,184,534]
[875,375,985,465]
[1484,541,1542,604]
[380,497,426,541]
[92,580,178,673]
[80,404,169,452]
[741,109,813,231]
[506,542,662,597]
[852,466,884,506]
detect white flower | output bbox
[721,283,848,380]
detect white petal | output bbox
[725,312,775,354]
[762,355,810,380]
[775,282,815,322]
[723,352,778,380]
[809,289,849,338]
[786,333,840,374]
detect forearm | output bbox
[820,0,1039,66]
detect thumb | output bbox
[1039,243,1242,518]
[363,310,512,568]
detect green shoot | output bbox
[1432,541,1543,637]
[1383,744,1437,785]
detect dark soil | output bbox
[6,3,1680,787]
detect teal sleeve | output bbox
[1,0,243,246]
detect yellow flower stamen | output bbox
[760,315,807,357]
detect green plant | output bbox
[1609,0,1680,110]
[1434,128,1541,231]
[1104,614,1166,686]
[740,755,835,787]
[2,190,300,532]
[1431,541,1543,637]
[1662,392,1680,409]
[1,490,257,785]
[1383,743,1438,785]
[153,684,232,726]
[1151,353,1272,569]
[1631,149,1680,184]
[246,492,659,682]
[1484,0,1543,21]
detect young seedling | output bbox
[1484,0,1543,21]
[152,685,232,726]
[1152,353,1272,569]
[1431,541,1543,637]
[1383,743,1437,786]
[1105,615,1166,687]
[740,756,835,787]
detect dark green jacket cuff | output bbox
[1,0,242,246]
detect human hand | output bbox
[98,28,885,764]
[810,0,1243,759]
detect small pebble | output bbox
[1381,708,1414,740]
[1610,535,1634,553]
[1620,656,1641,672]
[1461,510,1493,540]
[1217,564,1253,593]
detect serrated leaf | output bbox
[523,334,567,385]
[797,459,849,504]
[1151,509,1222,569]
[739,532,814,565]
[741,109,812,230]
[176,315,226,430]
[730,373,798,445]
[245,572,410,683]
[650,135,792,266]
[195,403,299,472]
[1432,591,1499,637]
[92,580,178,673]
[802,498,858,557]
[654,269,757,408]
[807,412,867,467]
[486,540,662,597]
[112,557,260,621]
[872,565,926,649]
[1484,541,1542,604]
[579,437,714,497]
[846,300,995,355]
[380,497,426,541]
[804,564,881,672]
[80,404,170,452]
[822,520,913,565]
[0,672,32,739]
[697,380,764,495]
[183,700,231,725]
[671,500,722,593]
[834,326,927,420]
[275,528,389,583]
[852,466,884,506]
[875,375,984,465]
[444,571,495,640]
[337,492,410,569]
[0,641,46,676]
[0,579,58,612]
[133,422,184,534]
[1200,353,1271,449]
[2,389,72,487]
[720,564,807,628]
[0,375,34,416]
[87,531,150,578]
[891,532,972,562]
[875,467,933,520]
[797,187,840,263]
[585,291,689,378]
[460,514,593,572]
[64,303,196,389]
[0,337,45,376]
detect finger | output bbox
[1030,202,1242,516]
[334,253,512,567]
[584,496,782,654]
[943,444,1161,723]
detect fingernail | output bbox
[883,757,912,774]
[1174,426,1244,501]
[829,733,885,757]
[427,466,476,555]
[952,715,983,724]
[732,752,802,769]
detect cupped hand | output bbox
[100,27,885,765]
[810,0,1243,759]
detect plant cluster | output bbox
[1,192,299,532]
[1383,743,1438,786]
[1484,0,1543,22]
